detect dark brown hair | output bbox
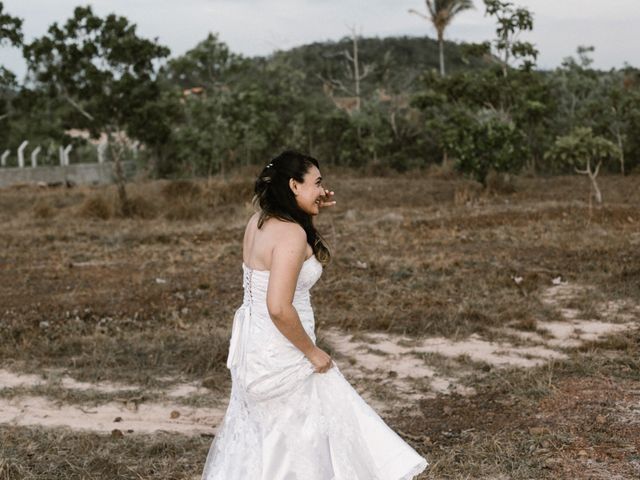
[253,150,330,265]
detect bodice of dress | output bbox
[241,255,323,312]
[226,255,323,373]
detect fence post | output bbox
[31,146,42,167]
[98,141,108,164]
[17,140,28,168]
[63,144,73,166]
[1,150,9,167]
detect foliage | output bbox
[167,58,308,176]
[23,6,170,140]
[450,110,528,184]
[0,1,23,142]
[414,67,537,182]
[545,127,621,204]
[1,4,640,180]
[0,1,22,48]
[545,127,620,173]
[484,0,538,75]
[410,0,475,76]
[161,33,246,90]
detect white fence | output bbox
[0,161,136,188]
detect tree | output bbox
[409,0,474,76]
[169,55,310,177]
[545,127,620,204]
[551,46,599,134]
[0,2,23,126]
[162,32,245,90]
[24,6,170,213]
[587,68,640,176]
[0,2,22,48]
[484,0,537,77]
[320,26,373,115]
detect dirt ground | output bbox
[0,170,639,479]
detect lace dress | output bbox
[201,255,428,480]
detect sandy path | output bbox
[0,369,224,435]
[1,282,635,435]
[323,282,637,403]
[0,395,222,435]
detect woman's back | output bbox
[242,213,313,272]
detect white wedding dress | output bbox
[201,255,428,480]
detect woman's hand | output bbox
[306,346,333,373]
[318,188,336,209]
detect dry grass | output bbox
[0,426,210,480]
[79,195,112,220]
[1,171,639,478]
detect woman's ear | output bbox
[289,178,299,196]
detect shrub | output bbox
[79,196,112,220]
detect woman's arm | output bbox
[266,223,332,373]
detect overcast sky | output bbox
[2,0,638,78]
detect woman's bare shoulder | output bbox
[253,214,303,236]
[270,218,306,239]
[246,214,304,245]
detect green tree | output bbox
[550,46,599,134]
[414,67,547,175]
[484,0,537,77]
[586,68,640,175]
[0,1,23,132]
[545,127,620,204]
[409,0,474,76]
[24,6,170,212]
[0,2,22,48]
[451,110,528,185]
[168,54,311,176]
[162,32,245,90]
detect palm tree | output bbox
[410,0,474,76]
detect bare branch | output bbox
[316,74,353,96]
[593,160,602,177]
[342,49,354,63]
[360,63,374,80]
[63,94,95,121]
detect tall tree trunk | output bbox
[438,32,445,76]
[502,33,510,78]
[615,128,625,176]
[577,160,603,205]
[352,31,361,112]
[589,172,602,204]
[107,130,130,216]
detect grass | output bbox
[0,426,210,480]
[1,170,639,478]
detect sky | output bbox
[2,0,638,78]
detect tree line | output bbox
[1,1,639,204]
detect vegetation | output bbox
[545,127,620,204]
[1,173,639,479]
[409,0,475,76]
[0,0,639,185]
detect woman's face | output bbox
[290,165,324,216]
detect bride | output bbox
[201,150,428,479]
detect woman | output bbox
[201,150,428,479]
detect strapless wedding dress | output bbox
[201,255,428,480]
